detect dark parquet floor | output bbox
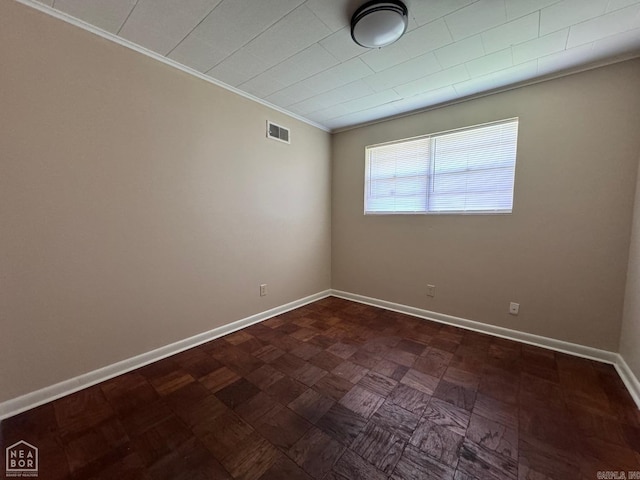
[2,297,639,479]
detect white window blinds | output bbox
[364,118,519,214]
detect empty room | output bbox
[2,0,640,478]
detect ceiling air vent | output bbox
[267,121,290,144]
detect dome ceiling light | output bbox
[350,0,409,49]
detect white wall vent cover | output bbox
[267,121,290,144]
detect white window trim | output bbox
[364,118,519,216]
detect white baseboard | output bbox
[332,290,619,363]
[332,289,640,409]
[3,289,638,419]
[0,290,331,420]
[614,355,640,410]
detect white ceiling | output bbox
[34,0,640,130]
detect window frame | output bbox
[363,118,519,216]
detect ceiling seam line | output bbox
[238,42,340,93]
[165,0,225,57]
[306,5,336,33]
[116,0,139,36]
[204,2,312,74]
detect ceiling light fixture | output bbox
[350,0,408,49]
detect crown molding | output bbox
[11,0,331,133]
[331,53,640,134]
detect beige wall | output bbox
[332,60,640,351]
[0,1,331,403]
[621,153,640,379]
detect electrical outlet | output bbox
[260,284,267,297]
[509,302,519,315]
[427,284,436,297]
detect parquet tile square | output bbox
[200,366,241,393]
[264,375,307,405]
[442,366,480,391]
[2,297,638,480]
[288,389,335,424]
[64,419,128,474]
[400,368,440,394]
[316,404,367,446]
[235,337,267,355]
[16,434,70,480]
[433,379,477,412]
[193,409,253,460]
[410,417,463,468]
[309,350,344,371]
[215,378,261,409]
[53,386,115,438]
[258,454,312,480]
[413,348,453,378]
[326,342,358,359]
[138,359,182,381]
[290,362,327,387]
[275,322,302,335]
[350,349,383,369]
[209,343,264,376]
[339,385,385,419]
[100,373,159,416]
[456,439,518,480]
[220,432,279,480]
[224,331,254,345]
[270,352,306,376]
[245,364,285,390]
[477,372,519,405]
[584,436,640,470]
[472,393,518,431]
[291,342,323,360]
[373,358,409,381]
[162,381,212,415]
[147,437,231,480]
[255,407,312,450]
[312,373,354,401]
[331,448,387,480]
[331,360,369,383]
[182,396,231,432]
[384,349,418,367]
[120,400,174,436]
[1,403,57,440]
[387,383,431,415]
[357,371,398,396]
[392,444,455,480]
[174,351,224,379]
[430,337,461,353]
[235,391,283,426]
[288,426,344,479]
[370,400,420,441]
[466,413,518,461]
[520,406,585,454]
[397,339,428,356]
[89,452,150,480]
[148,369,195,396]
[269,332,304,352]
[307,333,336,349]
[253,344,285,363]
[517,435,579,479]
[130,415,192,467]
[351,422,405,474]
[423,398,471,437]
[623,424,640,451]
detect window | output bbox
[364,118,519,214]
